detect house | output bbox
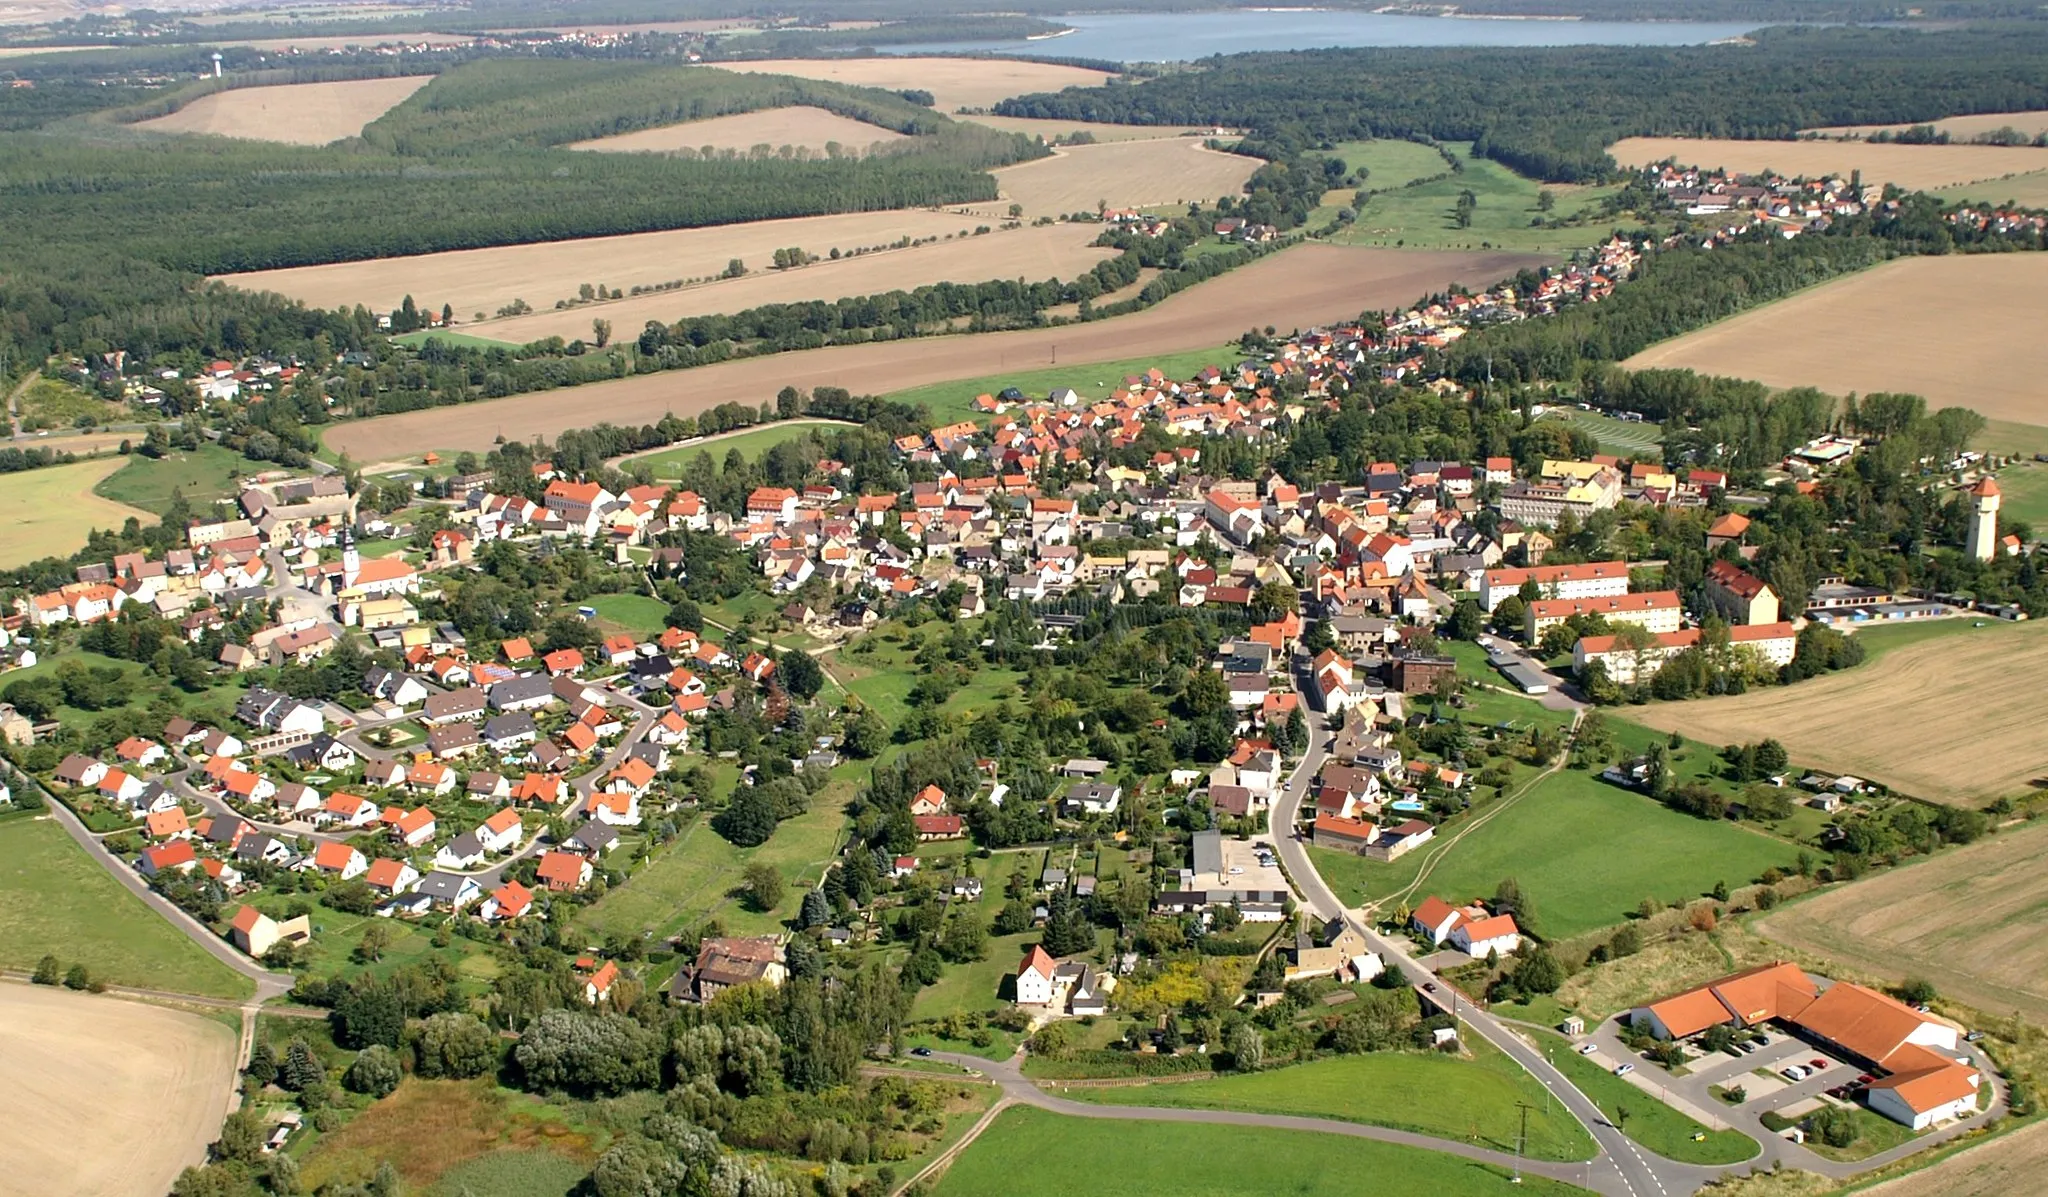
[1411,896,1464,945]
[1704,559,1781,626]
[1526,591,1684,640]
[389,804,439,846]
[139,839,198,876]
[475,806,524,853]
[319,792,380,829]
[585,789,642,827]
[910,784,948,817]
[1015,945,1058,1006]
[584,960,621,1005]
[480,879,534,921]
[415,871,483,910]
[1287,920,1371,980]
[670,936,788,1003]
[115,737,168,770]
[481,712,538,752]
[54,754,109,789]
[364,666,430,709]
[1062,782,1122,815]
[229,905,311,958]
[565,821,620,857]
[913,814,964,841]
[363,856,421,896]
[146,806,193,841]
[536,850,593,891]
[435,831,487,871]
[1449,912,1521,958]
[543,648,585,676]
[1365,819,1434,862]
[311,841,368,879]
[423,689,488,724]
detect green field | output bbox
[391,328,522,351]
[1062,1043,1596,1161]
[1845,615,2009,662]
[93,444,252,514]
[1934,167,2048,210]
[621,419,853,478]
[1974,416,2048,461]
[1331,139,1456,191]
[1985,457,2048,527]
[586,592,669,639]
[1330,143,1632,254]
[1540,409,1663,457]
[1535,1030,1759,1165]
[0,815,253,999]
[0,648,243,732]
[883,345,1248,425]
[931,1106,1590,1197]
[1316,761,1804,939]
[427,1150,588,1197]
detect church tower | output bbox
[340,523,362,588]
[1966,476,2001,562]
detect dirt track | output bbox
[324,244,1548,459]
[0,983,236,1197]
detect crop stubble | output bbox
[707,57,1114,116]
[324,245,1551,460]
[131,76,432,145]
[1608,136,2048,191]
[568,105,908,155]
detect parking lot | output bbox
[1214,836,1288,893]
[1583,1019,1874,1134]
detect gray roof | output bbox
[1191,828,1222,876]
[483,713,536,742]
[567,822,619,852]
[443,830,484,859]
[415,871,476,901]
[488,676,555,710]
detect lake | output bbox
[889,9,1764,61]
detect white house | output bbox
[474,807,524,854]
[1015,944,1058,1007]
[1450,912,1522,959]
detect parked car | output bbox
[1578,1043,1598,1055]
[1724,1044,1745,1058]
[1614,1063,1634,1076]
[1809,1058,1827,1070]
[1966,1031,1986,1043]
[1856,1074,1875,1085]
[1826,1085,1851,1100]
[1782,1066,1807,1081]
[911,1047,933,1057]
[1736,1041,1758,1054]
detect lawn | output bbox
[390,328,522,352]
[0,815,253,999]
[910,928,1034,1022]
[1534,1030,1759,1166]
[0,456,155,567]
[1330,143,1632,254]
[882,344,1248,425]
[621,419,852,478]
[93,444,252,514]
[1803,1104,1921,1162]
[1539,409,1664,457]
[586,592,669,639]
[1319,763,1804,939]
[1061,1041,1596,1161]
[930,1106,1590,1197]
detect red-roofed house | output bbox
[482,879,534,921]
[139,839,198,877]
[364,856,421,895]
[311,841,368,879]
[913,814,964,841]
[536,850,592,891]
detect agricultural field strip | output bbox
[0,456,157,569]
[1621,255,2048,428]
[705,58,1115,119]
[1607,136,2048,192]
[567,105,908,155]
[324,245,1553,459]
[1803,110,2048,141]
[130,76,434,145]
[461,222,1118,344]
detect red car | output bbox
[1809,1058,1827,1070]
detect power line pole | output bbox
[1513,1101,1532,1185]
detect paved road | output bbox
[925,1049,1596,1188]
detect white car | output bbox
[1613,1063,1634,1076]
[1781,1066,1807,1081]
[1577,1043,1598,1055]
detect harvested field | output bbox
[0,456,156,568]
[1621,255,2048,427]
[1855,1119,2048,1197]
[131,76,432,145]
[1630,619,2048,805]
[1804,110,2048,142]
[709,57,1113,115]
[961,114,1205,143]
[217,208,989,319]
[0,984,236,1197]
[1608,136,2048,191]
[463,222,1116,343]
[324,243,1548,458]
[568,105,908,155]
[984,138,1261,217]
[1755,819,2048,1026]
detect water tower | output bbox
[211,52,223,78]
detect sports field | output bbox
[0,456,156,567]
[982,138,1261,217]
[1060,1046,1595,1160]
[131,76,433,145]
[1621,255,2048,427]
[0,983,237,1197]
[1329,142,1628,253]
[708,57,1115,115]
[930,1106,1586,1197]
[567,105,908,155]
[1315,762,1803,940]
[1608,136,2048,191]
[460,223,1117,343]
[1804,109,2048,142]
[1631,619,2048,806]
[325,243,1551,459]
[1540,409,1662,456]
[0,816,253,998]
[1755,819,2048,1026]
[216,208,990,320]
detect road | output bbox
[921,1048,1597,1187]
[1264,654,1714,1197]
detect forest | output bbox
[994,24,2048,181]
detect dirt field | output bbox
[464,222,1116,343]
[130,76,432,145]
[0,984,236,1197]
[1631,620,2048,806]
[961,115,1206,143]
[217,208,991,318]
[1804,110,2048,142]
[708,57,1113,115]
[568,105,908,155]
[1855,1119,2048,1197]
[0,456,156,568]
[1756,819,2048,1026]
[981,138,1262,217]
[1621,255,2048,427]
[1608,136,2048,191]
[324,244,1548,458]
